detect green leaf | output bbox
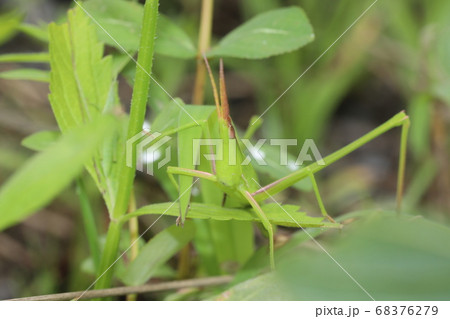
[123,202,339,229]
[81,0,196,59]
[81,0,143,52]
[430,25,450,105]
[208,7,314,59]
[177,126,202,225]
[0,117,116,231]
[48,7,122,213]
[0,53,49,63]
[231,211,366,286]
[218,212,450,300]
[0,69,49,82]
[0,11,22,45]
[278,212,450,300]
[433,79,450,105]
[155,15,196,59]
[210,273,292,301]
[408,94,431,159]
[122,222,195,286]
[111,53,131,78]
[207,220,255,272]
[21,130,61,151]
[48,7,114,132]
[177,105,216,224]
[404,158,438,211]
[192,219,222,275]
[76,178,101,272]
[433,24,450,76]
[151,99,189,133]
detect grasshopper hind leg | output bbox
[307,168,336,223]
[241,190,275,270]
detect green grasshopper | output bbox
[167,58,410,270]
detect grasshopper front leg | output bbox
[167,166,218,225]
[167,166,218,190]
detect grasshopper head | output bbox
[204,57,243,188]
[203,56,235,138]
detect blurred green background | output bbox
[0,0,449,300]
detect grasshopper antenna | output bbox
[203,55,221,118]
[219,59,230,122]
[219,59,236,138]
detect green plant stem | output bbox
[126,191,138,301]
[76,178,101,272]
[94,220,122,292]
[95,0,159,292]
[192,0,214,104]
[113,0,159,221]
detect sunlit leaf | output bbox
[0,117,116,231]
[48,7,122,213]
[208,7,314,59]
[21,130,60,151]
[48,8,114,131]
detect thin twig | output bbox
[5,276,232,301]
[192,0,214,104]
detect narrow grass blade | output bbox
[21,130,60,151]
[122,222,195,286]
[0,52,49,63]
[0,69,49,82]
